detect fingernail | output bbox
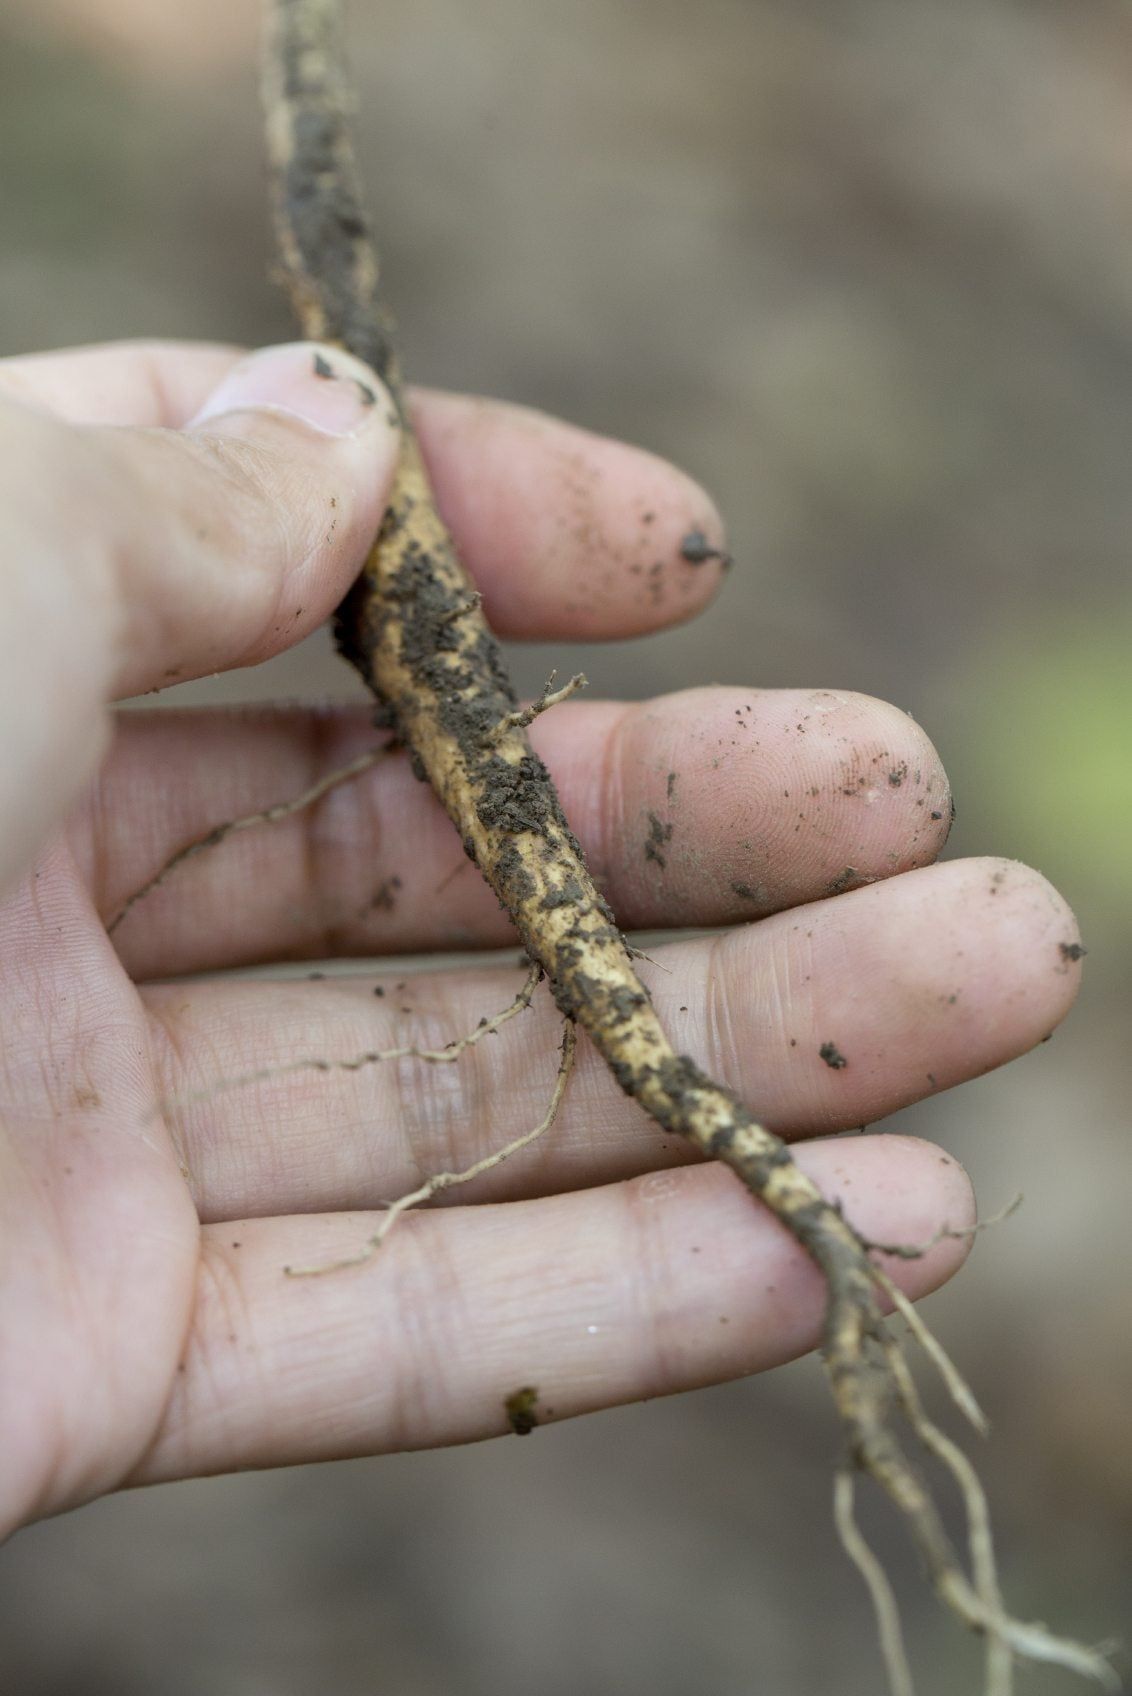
[189,342,395,438]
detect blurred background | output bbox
[0,0,1129,1690]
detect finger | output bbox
[144,858,1080,1224]
[0,340,245,428]
[413,389,728,637]
[89,688,950,977]
[1,341,727,639]
[97,343,402,697]
[129,1135,974,1483]
[0,343,400,896]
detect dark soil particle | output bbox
[477,753,559,836]
[540,874,585,911]
[827,866,859,897]
[312,350,334,378]
[493,842,538,905]
[644,809,674,868]
[505,1386,540,1435]
[607,983,650,1024]
[1059,941,1087,963]
[730,881,760,901]
[679,529,732,569]
[369,875,402,912]
[339,539,521,781]
[819,1042,849,1070]
[280,99,400,388]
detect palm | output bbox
[0,341,1082,1539]
[0,841,198,1533]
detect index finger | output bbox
[0,340,730,642]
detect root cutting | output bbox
[257,3,1119,1689]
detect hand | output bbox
[0,340,1082,1537]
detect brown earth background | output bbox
[0,1,1129,1691]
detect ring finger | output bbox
[144,856,1082,1224]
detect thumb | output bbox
[100,340,402,698]
[0,342,399,898]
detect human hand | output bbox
[0,340,1082,1537]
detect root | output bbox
[865,1193,1024,1263]
[836,1315,1119,1694]
[108,744,387,934]
[260,3,1119,1690]
[834,1469,916,1696]
[283,1018,575,1275]
[871,1264,988,1437]
[486,671,588,743]
[151,960,541,1118]
[884,1330,1119,1692]
[884,1332,1013,1694]
[863,1196,1026,1441]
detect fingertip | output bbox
[609,1133,976,1391]
[542,683,954,931]
[572,435,732,636]
[796,1133,976,1298]
[104,342,402,696]
[805,689,955,871]
[875,1133,978,1294]
[933,857,1085,1051]
[188,341,399,443]
[637,458,732,633]
[187,343,403,622]
[411,390,731,639]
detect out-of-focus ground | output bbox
[1,1,1130,1690]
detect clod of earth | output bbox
[679,527,732,569]
[504,1386,540,1436]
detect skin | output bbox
[0,339,1083,1539]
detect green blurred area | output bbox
[0,2,1129,1694]
[960,614,1132,947]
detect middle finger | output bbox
[88,686,951,978]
